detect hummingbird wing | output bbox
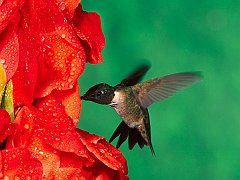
[136,108,155,155]
[132,72,202,108]
[116,64,150,87]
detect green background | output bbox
[79,0,240,179]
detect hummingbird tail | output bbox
[149,140,155,156]
[109,121,129,148]
[109,121,149,151]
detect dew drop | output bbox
[12,153,16,159]
[4,176,9,180]
[48,52,53,56]
[0,59,5,64]
[14,176,20,180]
[41,36,45,42]
[100,149,105,153]
[72,67,76,71]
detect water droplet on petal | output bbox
[24,124,30,129]
[0,59,5,64]
[4,175,10,180]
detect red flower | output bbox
[3,95,128,179]
[0,0,105,106]
[0,148,43,179]
[0,109,12,144]
[0,0,128,179]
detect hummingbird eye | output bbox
[96,91,103,96]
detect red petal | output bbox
[0,25,19,81]
[58,152,94,179]
[0,0,21,33]
[7,107,35,148]
[35,95,75,130]
[34,96,94,162]
[0,148,43,179]
[11,2,38,106]
[27,133,61,178]
[90,162,129,180]
[54,0,81,20]
[12,96,128,178]
[77,130,128,175]
[36,128,92,160]
[52,84,81,126]
[60,152,83,169]
[53,168,86,179]
[12,0,86,105]
[32,0,85,98]
[0,109,12,143]
[72,4,105,64]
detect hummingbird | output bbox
[81,64,202,155]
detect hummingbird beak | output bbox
[81,95,86,100]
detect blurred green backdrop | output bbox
[78,0,240,179]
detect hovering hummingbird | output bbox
[81,64,202,155]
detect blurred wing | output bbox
[141,108,155,155]
[133,72,203,108]
[116,64,151,87]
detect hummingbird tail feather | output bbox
[149,141,155,156]
[143,108,155,155]
[109,121,149,150]
[128,128,147,149]
[109,121,127,143]
[117,128,129,148]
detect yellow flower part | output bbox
[1,80,14,121]
[0,63,6,104]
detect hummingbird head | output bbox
[81,83,115,105]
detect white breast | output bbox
[109,91,125,107]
